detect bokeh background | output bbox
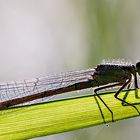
[0,0,140,140]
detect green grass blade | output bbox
[0,89,140,140]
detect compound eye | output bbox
[136,62,140,75]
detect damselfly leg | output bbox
[114,79,140,115]
[94,77,140,122]
[94,83,120,122]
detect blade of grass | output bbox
[0,89,140,140]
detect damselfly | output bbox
[0,60,140,121]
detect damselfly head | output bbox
[136,62,140,75]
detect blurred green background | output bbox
[0,0,140,140]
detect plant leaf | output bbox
[0,89,140,140]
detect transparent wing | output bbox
[0,68,95,105]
